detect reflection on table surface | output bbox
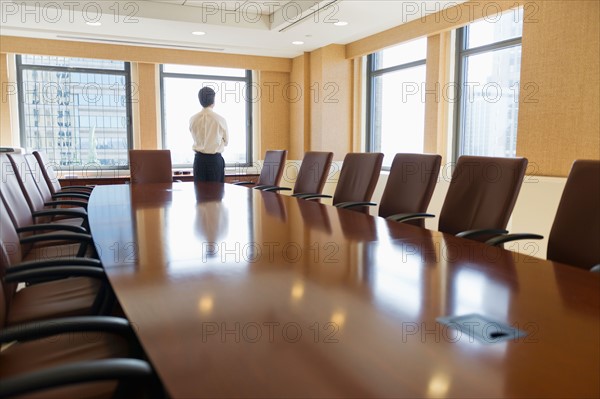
[88,182,600,399]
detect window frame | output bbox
[366,48,427,170]
[453,21,523,161]
[15,55,133,169]
[159,65,253,168]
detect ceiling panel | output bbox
[144,0,291,15]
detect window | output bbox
[455,9,523,158]
[16,55,132,167]
[160,65,252,166]
[367,38,427,168]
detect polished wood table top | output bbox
[88,182,600,399]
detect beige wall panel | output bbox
[258,71,290,155]
[424,35,441,154]
[346,1,521,59]
[0,53,13,146]
[517,1,600,176]
[1,36,291,73]
[136,63,160,150]
[424,33,452,162]
[309,48,323,154]
[302,54,311,154]
[289,55,306,159]
[309,45,353,161]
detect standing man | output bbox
[189,87,229,183]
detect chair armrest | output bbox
[44,199,89,210]
[386,213,436,223]
[61,185,94,191]
[17,223,87,235]
[297,194,333,200]
[0,359,153,399]
[52,192,90,200]
[262,186,292,192]
[590,264,600,273]
[456,229,509,240]
[292,192,319,198]
[253,185,277,190]
[7,257,102,274]
[4,265,105,285]
[33,208,88,220]
[335,201,377,209]
[20,232,92,245]
[485,233,544,247]
[0,316,131,343]
[233,181,254,185]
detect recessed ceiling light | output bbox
[292,41,304,45]
[86,21,102,26]
[334,21,348,26]
[192,31,206,36]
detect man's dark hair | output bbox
[199,87,216,108]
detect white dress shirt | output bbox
[189,107,229,154]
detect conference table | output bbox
[88,182,600,398]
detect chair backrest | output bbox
[256,150,287,187]
[293,151,333,195]
[0,195,24,267]
[32,150,62,195]
[548,160,600,270]
[0,196,23,307]
[0,154,36,229]
[0,265,6,328]
[25,153,55,201]
[7,153,48,213]
[439,156,528,239]
[333,153,384,210]
[129,150,173,184]
[379,153,442,227]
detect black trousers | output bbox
[193,152,225,183]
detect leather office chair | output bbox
[1,154,91,242]
[32,150,93,196]
[0,199,109,326]
[129,150,174,184]
[8,153,89,216]
[390,156,528,242]
[0,283,154,399]
[303,153,384,214]
[378,153,442,227]
[234,150,288,190]
[26,153,91,202]
[263,151,333,196]
[488,160,600,271]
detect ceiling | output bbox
[1,1,466,58]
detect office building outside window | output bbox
[160,65,252,167]
[367,38,427,168]
[16,55,132,167]
[455,9,523,158]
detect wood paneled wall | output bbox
[257,71,290,155]
[308,45,353,161]
[289,54,310,159]
[0,53,12,147]
[516,0,600,176]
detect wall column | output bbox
[134,63,160,150]
[424,32,452,162]
[1,53,14,146]
[517,0,600,176]
[308,44,353,161]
